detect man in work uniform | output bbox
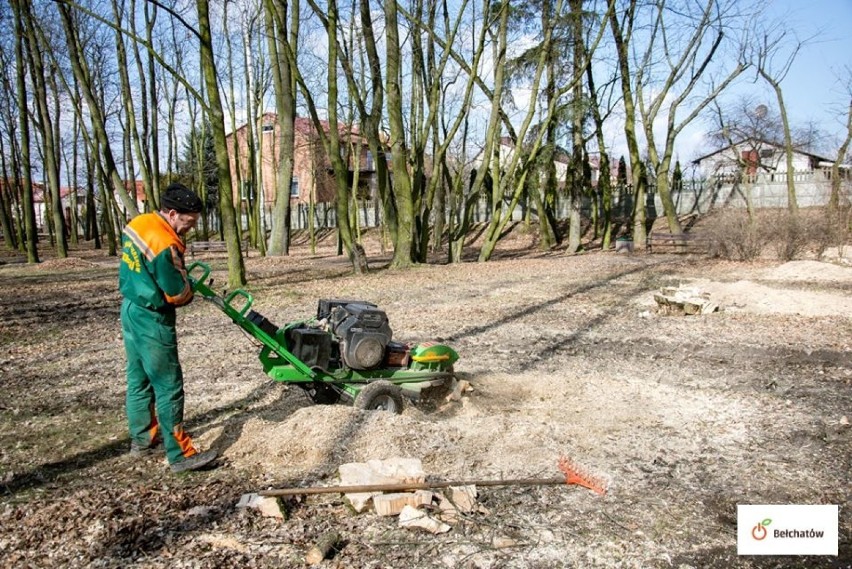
[119,183,217,473]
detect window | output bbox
[262,123,274,133]
[365,150,374,171]
[759,148,774,159]
[290,176,299,197]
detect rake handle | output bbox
[259,477,568,497]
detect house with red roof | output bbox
[225,113,378,212]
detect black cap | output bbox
[160,183,203,213]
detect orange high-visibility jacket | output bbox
[119,212,194,311]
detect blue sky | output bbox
[760,0,852,146]
[667,0,852,164]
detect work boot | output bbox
[130,440,164,458]
[170,450,218,474]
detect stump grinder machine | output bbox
[188,261,459,413]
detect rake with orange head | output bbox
[259,457,609,497]
[558,456,608,495]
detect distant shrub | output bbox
[703,210,768,261]
[809,206,851,258]
[702,206,851,262]
[766,211,807,261]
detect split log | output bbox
[372,490,434,516]
[305,530,341,565]
[398,505,451,534]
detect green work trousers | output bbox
[121,298,197,464]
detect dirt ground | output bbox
[0,231,850,568]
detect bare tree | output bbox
[707,98,762,219]
[829,75,852,211]
[383,0,415,268]
[564,0,586,254]
[406,0,483,262]
[21,2,68,257]
[222,0,246,243]
[111,0,156,209]
[624,0,749,242]
[265,0,298,256]
[609,0,647,246]
[585,30,620,250]
[335,0,396,257]
[142,0,161,208]
[196,0,246,286]
[57,2,140,219]
[0,4,22,250]
[10,0,39,263]
[754,22,810,215]
[298,0,367,272]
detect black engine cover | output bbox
[328,302,392,370]
[317,299,376,321]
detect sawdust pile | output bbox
[634,260,852,317]
[216,365,763,498]
[761,259,851,281]
[223,406,462,480]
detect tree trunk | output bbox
[829,99,852,212]
[225,3,246,246]
[265,0,297,256]
[0,138,16,249]
[196,0,246,287]
[327,0,366,272]
[99,167,117,256]
[12,0,39,263]
[82,123,100,247]
[57,3,140,218]
[144,1,161,209]
[479,0,563,262]
[760,72,798,215]
[113,0,155,210]
[565,0,584,254]
[299,0,366,272]
[67,108,81,245]
[609,3,646,247]
[540,0,558,251]
[408,0,478,258]
[348,0,396,250]
[22,1,67,257]
[473,0,512,262]
[586,60,613,249]
[385,0,415,267]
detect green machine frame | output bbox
[187,262,458,404]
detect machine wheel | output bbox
[354,381,404,414]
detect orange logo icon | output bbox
[752,518,772,540]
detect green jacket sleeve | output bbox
[150,245,194,307]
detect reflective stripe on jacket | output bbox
[119,212,194,311]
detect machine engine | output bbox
[318,299,393,370]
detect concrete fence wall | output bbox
[661,172,844,215]
[232,171,846,232]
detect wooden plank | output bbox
[646,232,709,253]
